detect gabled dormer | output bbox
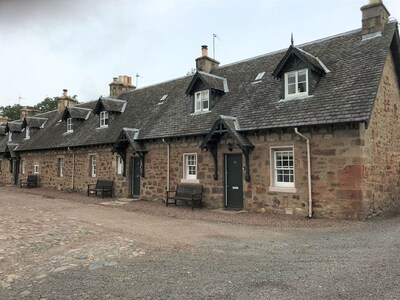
[61,106,91,133]
[5,121,23,142]
[22,117,48,139]
[185,71,228,114]
[93,97,127,128]
[272,45,329,100]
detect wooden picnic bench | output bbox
[20,175,39,188]
[166,183,203,209]
[87,179,113,198]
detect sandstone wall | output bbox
[361,52,400,217]
[0,158,13,185]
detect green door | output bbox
[131,157,141,197]
[225,154,243,209]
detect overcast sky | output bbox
[0,0,399,107]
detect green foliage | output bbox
[0,104,21,121]
[34,97,59,113]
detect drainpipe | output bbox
[162,139,170,191]
[68,147,75,191]
[294,128,312,218]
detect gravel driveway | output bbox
[0,186,399,299]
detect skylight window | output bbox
[254,72,265,81]
[160,94,168,101]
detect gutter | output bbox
[162,139,170,191]
[294,128,313,218]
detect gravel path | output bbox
[0,186,399,299]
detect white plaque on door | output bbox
[232,186,239,190]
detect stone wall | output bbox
[15,145,130,196]
[361,52,400,217]
[0,158,13,185]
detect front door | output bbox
[131,157,141,197]
[225,154,243,209]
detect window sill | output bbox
[190,111,210,116]
[97,125,109,129]
[280,94,313,102]
[269,186,297,193]
[180,178,200,184]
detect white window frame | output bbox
[67,118,73,132]
[100,111,109,128]
[194,90,209,113]
[25,127,30,139]
[255,71,265,81]
[8,132,12,142]
[284,68,308,98]
[90,155,97,177]
[116,155,124,175]
[269,147,296,192]
[21,160,25,175]
[34,164,39,174]
[58,157,64,177]
[183,153,197,180]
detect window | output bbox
[25,127,30,139]
[90,155,96,177]
[116,155,124,175]
[183,154,197,180]
[20,160,25,175]
[100,111,109,127]
[285,69,308,98]
[8,132,12,142]
[160,94,168,101]
[67,118,73,132]
[254,71,265,81]
[271,149,294,188]
[194,90,209,113]
[34,165,39,174]
[58,158,64,177]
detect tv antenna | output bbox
[212,33,222,59]
[136,73,143,87]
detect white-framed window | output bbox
[183,153,197,180]
[271,148,294,188]
[25,127,30,139]
[100,111,109,127]
[90,155,96,177]
[194,90,209,113]
[8,132,12,142]
[20,160,25,175]
[58,158,64,177]
[34,164,39,174]
[116,155,124,175]
[67,118,73,132]
[285,69,308,98]
[254,71,265,81]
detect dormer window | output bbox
[66,118,73,132]
[195,90,209,113]
[285,69,308,98]
[100,111,109,127]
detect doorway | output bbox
[131,157,141,197]
[225,154,243,209]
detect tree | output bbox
[34,97,58,113]
[0,104,21,121]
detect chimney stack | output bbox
[20,106,39,121]
[195,45,220,73]
[361,0,390,40]
[109,75,136,99]
[57,89,78,113]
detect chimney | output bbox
[361,0,390,40]
[20,106,39,121]
[0,116,9,125]
[57,89,78,113]
[195,45,220,73]
[109,75,136,99]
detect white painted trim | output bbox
[180,178,200,184]
[284,69,308,99]
[183,153,197,180]
[269,146,295,189]
[268,186,297,193]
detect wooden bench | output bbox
[87,179,113,198]
[166,183,203,210]
[20,175,39,188]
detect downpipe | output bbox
[162,139,170,191]
[294,128,313,218]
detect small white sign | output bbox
[232,186,239,190]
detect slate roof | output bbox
[197,72,227,92]
[23,117,48,129]
[6,121,23,133]
[93,97,127,114]
[2,21,399,153]
[62,107,91,121]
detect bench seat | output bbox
[87,179,113,198]
[166,183,203,210]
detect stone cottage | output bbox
[1,0,399,219]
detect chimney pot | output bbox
[113,77,118,83]
[201,45,208,57]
